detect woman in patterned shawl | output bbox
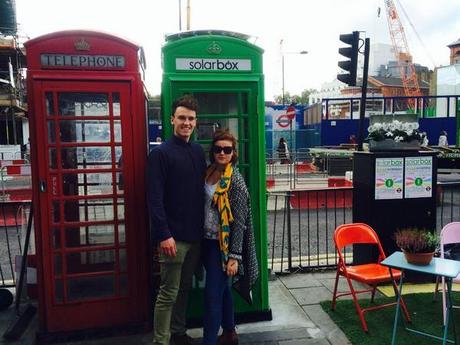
[202,130,258,345]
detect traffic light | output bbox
[337,31,359,86]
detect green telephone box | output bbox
[161,30,270,322]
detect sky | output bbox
[14,0,460,101]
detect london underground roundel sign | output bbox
[276,114,291,128]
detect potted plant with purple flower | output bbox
[394,228,439,265]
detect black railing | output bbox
[322,94,460,120]
[0,201,31,288]
[3,184,460,280]
[266,150,332,191]
[267,187,353,274]
[438,182,460,228]
[268,182,460,274]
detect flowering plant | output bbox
[394,228,439,254]
[367,120,422,143]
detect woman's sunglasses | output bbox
[212,145,233,154]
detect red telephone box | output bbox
[25,31,151,335]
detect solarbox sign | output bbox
[175,58,251,71]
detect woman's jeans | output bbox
[202,239,235,345]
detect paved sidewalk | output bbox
[0,271,357,345]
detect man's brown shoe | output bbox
[170,333,197,345]
[217,329,239,345]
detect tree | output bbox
[273,88,317,105]
[274,92,291,105]
[300,89,317,104]
[273,92,299,105]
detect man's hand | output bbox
[159,237,176,257]
[226,258,238,276]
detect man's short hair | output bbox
[172,94,199,116]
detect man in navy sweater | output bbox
[148,95,206,345]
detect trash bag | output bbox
[0,289,13,310]
[444,243,460,261]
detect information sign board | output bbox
[375,158,404,200]
[404,156,433,198]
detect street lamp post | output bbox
[282,53,285,105]
[178,0,182,31]
[279,43,308,157]
[280,42,308,105]
[178,0,191,31]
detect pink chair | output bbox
[434,222,460,325]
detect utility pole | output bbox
[358,37,370,151]
[280,39,284,105]
[282,54,285,105]
[186,0,191,30]
[178,0,182,31]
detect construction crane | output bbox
[383,0,422,109]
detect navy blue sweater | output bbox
[147,135,206,243]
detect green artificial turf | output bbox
[320,292,460,345]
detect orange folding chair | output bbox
[332,223,411,332]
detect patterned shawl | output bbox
[208,163,234,270]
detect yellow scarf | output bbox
[206,163,234,270]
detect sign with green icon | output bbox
[405,157,433,198]
[375,157,433,200]
[375,158,404,200]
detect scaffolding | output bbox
[0,35,27,150]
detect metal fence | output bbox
[2,173,460,287]
[0,161,33,293]
[437,182,460,228]
[266,150,334,191]
[267,187,353,273]
[322,94,460,120]
[0,201,32,288]
[267,182,460,274]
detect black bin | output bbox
[352,151,437,281]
